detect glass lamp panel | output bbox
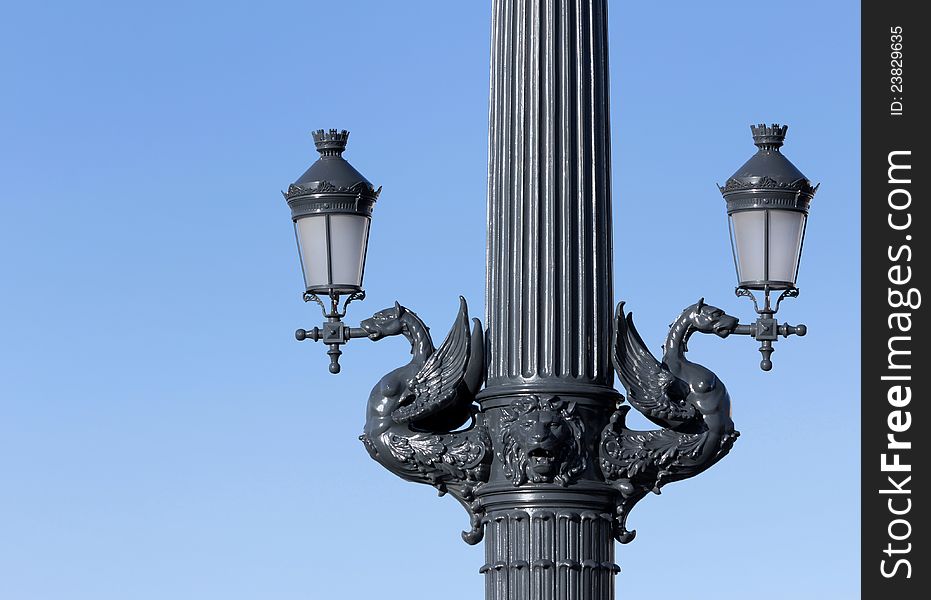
[294,215,330,290]
[328,214,370,290]
[767,210,807,285]
[729,210,767,286]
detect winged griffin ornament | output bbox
[600,299,741,543]
[357,295,742,547]
[358,297,490,544]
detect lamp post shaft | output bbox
[485,0,614,392]
[478,2,619,599]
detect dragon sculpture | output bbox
[600,299,741,543]
[357,296,742,547]
[358,297,491,544]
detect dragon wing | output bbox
[612,302,696,425]
[392,297,484,426]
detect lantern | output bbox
[719,124,817,293]
[720,124,816,370]
[284,129,380,374]
[284,129,379,298]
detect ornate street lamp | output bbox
[720,124,817,370]
[284,129,379,373]
[282,3,817,599]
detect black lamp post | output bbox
[282,3,816,599]
[720,124,817,370]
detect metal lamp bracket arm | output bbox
[732,288,807,371]
[296,290,372,374]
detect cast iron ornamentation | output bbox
[284,180,382,199]
[284,2,812,598]
[600,300,741,543]
[717,175,818,196]
[358,297,491,544]
[497,395,587,487]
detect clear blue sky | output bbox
[0,2,859,599]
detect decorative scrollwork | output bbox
[718,176,817,196]
[302,290,367,320]
[735,287,761,313]
[340,290,365,315]
[773,287,799,313]
[302,291,328,316]
[285,180,381,199]
[359,423,491,512]
[735,286,800,316]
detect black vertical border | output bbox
[862,1,927,597]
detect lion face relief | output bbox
[497,395,586,487]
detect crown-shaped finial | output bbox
[312,129,350,156]
[750,123,788,150]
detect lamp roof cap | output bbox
[312,129,350,156]
[750,123,788,150]
[284,128,380,201]
[718,122,818,200]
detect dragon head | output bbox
[360,301,407,340]
[687,298,739,338]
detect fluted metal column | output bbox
[484,0,614,394]
[482,510,618,600]
[476,2,621,599]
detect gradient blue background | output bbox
[0,1,859,598]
